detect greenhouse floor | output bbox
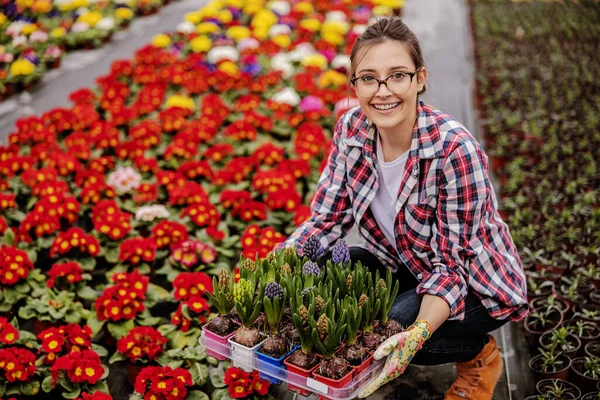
[0,0,533,398]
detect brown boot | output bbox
[445,335,504,399]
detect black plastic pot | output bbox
[571,357,600,395]
[529,353,572,383]
[536,378,581,399]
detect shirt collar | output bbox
[347,98,446,160]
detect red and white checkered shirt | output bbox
[282,100,528,322]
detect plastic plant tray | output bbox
[200,331,385,400]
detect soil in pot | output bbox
[571,357,600,394]
[205,315,237,337]
[283,326,301,346]
[232,326,262,347]
[528,353,571,382]
[581,392,600,400]
[563,320,600,347]
[373,319,404,339]
[586,342,600,359]
[525,308,563,336]
[258,335,289,358]
[536,378,581,400]
[574,305,600,323]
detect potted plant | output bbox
[18,289,90,335]
[203,269,237,360]
[338,296,372,374]
[157,346,210,388]
[0,346,41,398]
[530,294,571,317]
[581,393,600,400]
[572,356,600,394]
[311,302,350,388]
[358,288,383,351]
[539,327,582,359]
[130,365,207,400]
[372,270,402,338]
[574,305,600,323]
[528,345,572,382]
[586,342,600,359]
[536,379,581,400]
[42,349,109,398]
[564,320,600,347]
[0,243,45,314]
[109,326,168,386]
[524,308,564,337]
[36,323,108,367]
[228,276,265,372]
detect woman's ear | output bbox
[417,67,427,92]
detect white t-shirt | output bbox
[371,134,409,250]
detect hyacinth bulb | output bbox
[301,236,324,262]
[331,239,350,265]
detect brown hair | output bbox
[349,17,426,95]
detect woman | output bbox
[279,17,528,399]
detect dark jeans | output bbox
[349,246,507,365]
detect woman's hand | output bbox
[358,320,432,398]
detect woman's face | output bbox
[352,40,427,136]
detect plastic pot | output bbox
[539,331,581,360]
[256,344,298,384]
[585,342,600,359]
[201,325,237,361]
[228,335,265,372]
[528,353,571,383]
[571,357,600,395]
[581,392,600,400]
[312,367,354,400]
[351,353,374,376]
[284,350,322,396]
[536,378,581,399]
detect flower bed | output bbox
[471,0,600,397]
[0,0,404,397]
[0,0,179,100]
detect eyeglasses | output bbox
[350,71,419,97]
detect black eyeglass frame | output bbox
[350,70,420,95]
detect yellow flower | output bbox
[301,54,328,70]
[251,9,277,29]
[16,0,33,8]
[318,70,347,88]
[151,34,171,48]
[373,0,405,8]
[272,34,291,49]
[226,26,250,41]
[77,11,102,27]
[165,94,195,111]
[51,27,67,38]
[217,9,232,23]
[189,36,212,53]
[293,1,313,14]
[243,0,263,15]
[218,61,239,75]
[373,5,394,16]
[21,23,37,35]
[184,11,203,24]
[10,59,36,76]
[252,27,269,41]
[57,0,87,11]
[322,21,349,35]
[0,13,6,25]
[196,22,220,34]
[31,0,52,13]
[322,31,344,46]
[115,8,134,20]
[299,18,321,32]
[224,0,244,8]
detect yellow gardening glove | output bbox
[358,319,432,398]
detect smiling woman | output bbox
[278,16,528,400]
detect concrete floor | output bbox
[0,0,528,398]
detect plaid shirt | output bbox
[282,100,528,322]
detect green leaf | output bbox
[157,324,177,336]
[148,283,170,301]
[101,364,109,380]
[41,375,54,393]
[92,380,109,394]
[78,256,97,271]
[25,249,37,264]
[186,390,209,400]
[170,330,188,349]
[107,319,135,340]
[211,388,233,400]
[77,286,98,301]
[210,368,227,388]
[62,387,81,399]
[92,343,108,357]
[109,351,127,364]
[87,312,105,337]
[190,362,209,386]
[105,246,119,264]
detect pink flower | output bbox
[299,95,324,113]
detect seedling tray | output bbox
[199,331,385,400]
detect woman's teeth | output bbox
[373,102,400,110]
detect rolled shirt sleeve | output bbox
[416,139,490,321]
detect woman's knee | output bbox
[386,289,421,328]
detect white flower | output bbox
[12,35,27,47]
[96,17,115,31]
[71,22,90,33]
[352,24,368,35]
[266,1,290,15]
[29,31,48,43]
[107,166,142,194]
[268,24,291,37]
[287,42,316,62]
[135,205,170,222]
[272,87,300,106]
[326,11,347,22]
[270,53,293,78]
[6,22,27,37]
[237,37,259,52]
[176,21,195,34]
[331,54,350,70]
[75,7,90,15]
[206,46,239,64]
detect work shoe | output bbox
[445,335,503,399]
